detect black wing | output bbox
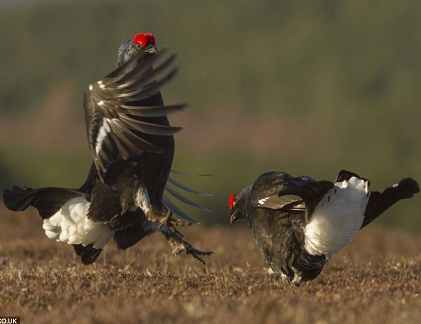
[3,186,83,219]
[250,171,333,222]
[83,49,186,182]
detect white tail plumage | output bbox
[42,197,113,249]
[304,177,370,259]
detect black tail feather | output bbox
[362,178,419,228]
[3,186,82,219]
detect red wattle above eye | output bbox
[228,194,235,210]
[132,33,155,47]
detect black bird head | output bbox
[116,33,158,68]
[229,186,251,224]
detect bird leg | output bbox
[146,208,172,227]
[160,226,213,264]
[109,208,192,233]
[266,268,291,283]
[149,209,193,228]
[137,185,173,227]
[167,217,193,227]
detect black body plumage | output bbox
[3,34,212,265]
[230,170,419,285]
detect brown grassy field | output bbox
[1,204,421,324]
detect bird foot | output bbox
[172,243,213,265]
[161,227,212,265]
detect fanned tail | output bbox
[163,170,213,225]
[169,169,212,177]
[362,177,419,229]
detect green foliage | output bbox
[1,0,421,231]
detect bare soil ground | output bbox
[1,205,421,324]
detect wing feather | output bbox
[118,113,182,135]
[250,171,333,223]
[119,104,186,117]
[84,49,181,181]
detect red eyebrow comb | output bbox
[228,194,235,210]
[133,33,156,47]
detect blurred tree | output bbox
[1,0,420,231]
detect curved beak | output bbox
[145,44,158,55]
[230,212,238,224]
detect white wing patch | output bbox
[42,197,113,249]
[304,176,370,259]
[95,118,112,155]
[258,197,270,206]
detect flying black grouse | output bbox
[229,170,419,285]
[3,33,212,265]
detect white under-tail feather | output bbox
[42,197,113,249]
[304,177,370,259]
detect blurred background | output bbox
[1,0,421,232]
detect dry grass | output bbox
[1,205,421,323]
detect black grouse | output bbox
[229,170,419,285]
[3,33,212,265]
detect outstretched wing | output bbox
[250,171,333,222]
[83,49,186,182]
[3,186,83,219]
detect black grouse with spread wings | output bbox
[3,33,212,265]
